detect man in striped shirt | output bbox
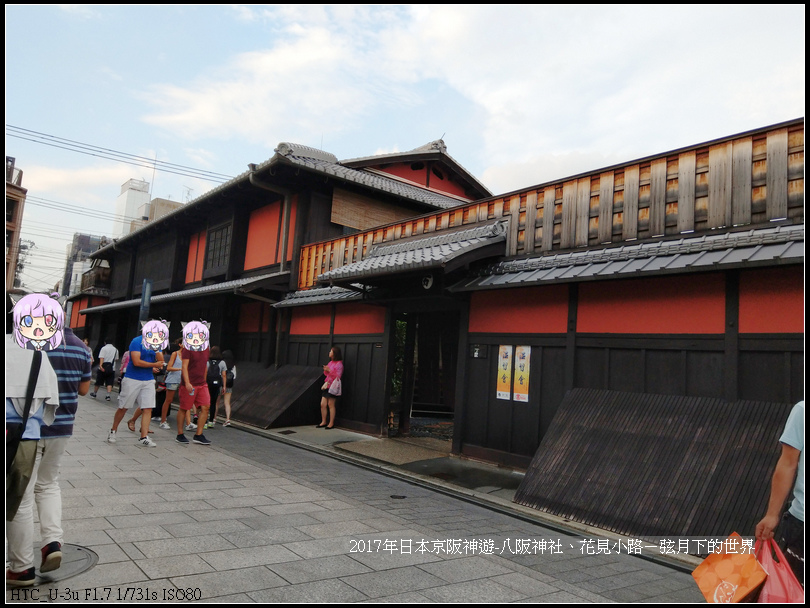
[10,326,92,576]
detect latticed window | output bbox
[206,224,232,271]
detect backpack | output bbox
[225,366,235,388]
[207,359,222,385]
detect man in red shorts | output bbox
[175,321,212,446]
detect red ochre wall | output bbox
[289,303,386,336]
[70,296,108,329]
[334,304,386,335]
[185,231,206,284]
[237,301,271,333]
[739,266,804,334]
[244,197,298,271]
[577,274,726,334]
[469,286,569,334]
[290,305,331,335]
[377,163,469,199]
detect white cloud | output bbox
[57,5,101,19]
[140,5,804,194]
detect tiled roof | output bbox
[451,223,804,291]
[317,220,508,284]
[275,145,468,210]
[273,285,366,309]
[81,271,288,315]
[94,142,469,257]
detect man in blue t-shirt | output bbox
[756,401,804,584]
[107,334,164,447]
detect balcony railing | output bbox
[81,266,111,292]
[298,119,804,290]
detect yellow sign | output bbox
[496,345,512,400]
[513,346,530,402]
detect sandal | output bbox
[127,420,136,432]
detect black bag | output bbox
[207,359,222,385]
[6,351,42,474]
[226,367,235,388]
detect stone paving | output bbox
[6,395,705,603]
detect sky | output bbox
[5,4,805,292]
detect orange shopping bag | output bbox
[692,532,768,603]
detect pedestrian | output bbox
[221,349,236,427]
[756,400,804,584]
[157,339,183,430]
[205,346,226,428]
[107,320,167,447]
[176,320,213,445]
[317,346,343,430]
[5,334,61,587]
[7,292,91,587]
[82,337,94,368]
[91,339,119,400]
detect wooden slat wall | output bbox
[513,388,794,547]
[298,122,804,288]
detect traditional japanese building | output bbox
[83,121,804,467]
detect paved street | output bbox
[7,395,704,603]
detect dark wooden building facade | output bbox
[83,121,804,471]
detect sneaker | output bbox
[6,567,35,587]
[105,395,111,401]
[175,434,189,445]
[137,436,157,447]
[107,430,117,443]
[223,420,231,427]
[192,434,211,445]
[185,423,197,431]
[204,422,212,429]
[40,541,62,573]
[90,392,97,398]
[159,422,171,430]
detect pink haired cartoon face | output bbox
[141,319,170,351]
[12,292,65,351]
[181,321,210,351]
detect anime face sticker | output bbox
[181,320,210,351]
[11,292,65,351]
[141,319,170,351]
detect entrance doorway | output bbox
[390,310,458,437]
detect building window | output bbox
[6,197,16,223]
[206,224,232,271]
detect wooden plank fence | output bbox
[298,120,804,289]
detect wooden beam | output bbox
[708,142,732,229]
[575,178,590,247]
[766,128,788,220]
[650,158,667,236]
[561,181,578,249]
[542,186,556,251]
[731,138,753,226]
[598,172,614,243]
[623,165,639,240]
[677,152,696,233]
[524,191,538,253]
[508,195,521,256]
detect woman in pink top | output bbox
[317,347,343,429]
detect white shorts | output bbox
[118,377,156,410]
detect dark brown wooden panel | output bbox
[514,388,792,547]
[230,363,324,429]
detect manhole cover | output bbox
[28,544,98,587]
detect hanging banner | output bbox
[496,345,513,400]
[513,345,531,402]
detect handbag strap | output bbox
[20,350,43,430]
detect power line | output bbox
[6,124,235,184]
